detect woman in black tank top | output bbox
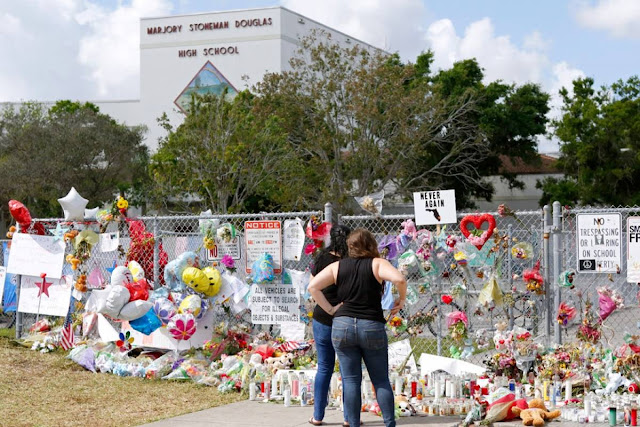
[309,229,407,427]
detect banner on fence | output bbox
[576,213,622,273]
[7,233,66,279]
[17,275,72,317]
[249,284,299,324]
[628,216,640,282]
[245,221,282,273]
[413,190,457,225]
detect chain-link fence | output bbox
[9,203,640,363]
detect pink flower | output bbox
[446,311,469,328]
[220,254,235,270]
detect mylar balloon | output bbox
[201,267,222,297]
[110,266,133,287]
[129,308,162,335]
[167,313,197,341]
[153,297,177,325]
[57,187,89,221]
[250,253,275,284]
[8,200,32,227]
[84,207,100,221]
[178,294,202,317]
[125,281,149,302]
[163,259,181,290]
[102,286,130,318]
[175,251,200,278]
[182,267,209,294]
[128,261,145,282]
[119,300,153,321]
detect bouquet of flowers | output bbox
[388,316,408,337]
[597,286,624,321]
[220,254,237,274]
[484,352,522,379]
[557,301,577,327]
[203,323,251,361]
[447,311,468,343]
[577,300,602,344]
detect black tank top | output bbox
[334,257,385,323]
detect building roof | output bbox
[498,154,561,175]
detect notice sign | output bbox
[576,213,622,273]
[7,233,66,279]
[413,190,457,225]
[283,219,305,261]
[245,221,282,274]
[249,284,300,324]
[627,217,640,282]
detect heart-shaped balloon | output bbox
[459,214,496,250]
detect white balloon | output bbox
[119,300,153,321]
[58,187,88,221]
[102,286,130,318]
[110,266,133,287]
[84,207,100,220]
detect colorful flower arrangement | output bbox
[577,299,602,344]
[557,301,577,327]
[203,323,251,361]
[484,352,522,379]
[447,311,468,343]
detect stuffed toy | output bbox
[511,399,561,427]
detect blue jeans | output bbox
[312,321,347,422]
[332,317,395,427]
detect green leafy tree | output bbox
[149,90,292,213]
[0,101,149,221]
[538,76,640,206]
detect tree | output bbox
[0,101,149,220]
[149,90,292,213]
[538,76,640,206]
[254,30,492,211]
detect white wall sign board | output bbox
[205,235,242,261]
[245,220,282,273]
[121,309,214,350]
[576,213,622,273]
[7,233,65,279]
[17,275,72,317]
[0,267,6,306]
[413,190,457,225]
[283,219,305,261]
[249,284,300,324]
[627,217,640,282]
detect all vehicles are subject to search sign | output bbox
[576,213,622,273]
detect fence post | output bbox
[153,216,159,288]
[543,205,552,348]
[552,201,563,345]
[324,202,333,224]
[507,224,514,330]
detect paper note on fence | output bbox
[7,233,65,279]
[283,219,305,261]
[99,232,119,252]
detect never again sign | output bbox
[413,190,457,225]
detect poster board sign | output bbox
[7,233,66,279]
[121,309,214,350]
[283,219,305,261]
[576,213,622,273]
[245,221,282,273]
[99,232,119,252]
[388,339,418,374]
[413,190,457,225]
[628,217,640,282]
[204,234,242,261]
[17,275,72,317]
[249,284,300,324]
[0,267,6,306]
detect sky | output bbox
[1,0,639,152]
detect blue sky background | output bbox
[0,0,638,151]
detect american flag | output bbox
[60,309,75,351]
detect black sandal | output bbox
[309,418,323,426]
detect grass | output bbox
[0,328,245,427]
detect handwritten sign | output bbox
[283,219,305,261]
[7,233,66,279]
[245,221,282,273]
[249,284,300,324]
[17,275,72,317]
[576,213,621,273]
[413,190,457,225]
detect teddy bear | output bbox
[264,353,295,372]
[511,399,561,427]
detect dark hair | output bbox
[347,228,380,259]
[314,224,351,265]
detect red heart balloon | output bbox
[459,214,497,249]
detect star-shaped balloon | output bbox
[84,207,100,221]
[57,187,88,221]
[51,222,69,242]
[36,275,53,298]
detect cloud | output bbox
[572,0,640,39]
[0,12,23,36]
[281,0,428,59]
[76,0,173,98]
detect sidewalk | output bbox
[140,400,581,427]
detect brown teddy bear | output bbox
[511,399,561,427]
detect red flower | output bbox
[441,295,453,305]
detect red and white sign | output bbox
[245,220,282,274]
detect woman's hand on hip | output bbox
[328,302,343,316]
[390,298,405,316]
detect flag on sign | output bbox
[60,321,75,351]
